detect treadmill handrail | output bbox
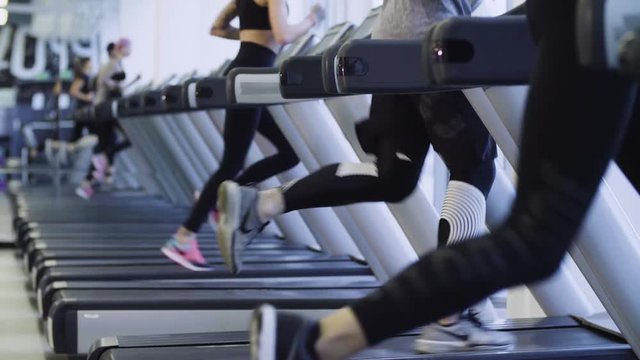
[423,15,535,86]
[335,39,456,94]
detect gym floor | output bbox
[0,194,69,360]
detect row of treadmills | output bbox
[11,2,639,360]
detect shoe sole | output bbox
[414,339,513,354]
[217,181,241,274]
[161,247,211,272]
[251,304,277,360]
[75,188,91,200]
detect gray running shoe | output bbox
[217,181,266,274]
[414,311,514,353]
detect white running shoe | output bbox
[414,311,514,354]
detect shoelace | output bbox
[244,221,270,248]
[463,310,486,329]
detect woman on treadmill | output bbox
[248,0,639,359]
[161,0,326,270]
[216,0,514,353]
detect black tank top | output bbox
[76,74,93,107]
[237,0,271,30]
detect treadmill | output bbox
[34,29,384,356]
[86,3,640,360]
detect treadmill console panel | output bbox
[336,39,437,94]
[424,16,534,86]
[162,85,187,111]
[194,77,229,109]
[142,91,164,115]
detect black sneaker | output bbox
[251,304,319,360]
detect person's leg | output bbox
[260,95,429,219]
[105,139,131,164]
[251,0,638,358]
[163,107,263,270]
[233,109,300,185]
[616,94,639,191]
[422,91,497,248]
[76,121,110,199]
[407,92,509,352]
[216,95,430,273]
[70,122,84,144]
[105,121,132,163]
[182,107,262,233]
[91,122,117,182]
[316,1,638,358]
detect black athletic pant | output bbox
[85,120,130,181]
[70,121,93,143]
[182,42,299,232]
[617,94,639,192]
[282,91,496,211]
[350,0,637,345]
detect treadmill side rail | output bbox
[193,76,229,109]
[141,90,164,115]
[335,39,453,94]
[280,56,340,99]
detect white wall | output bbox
[98,0,519,87]
[100,0,317,88]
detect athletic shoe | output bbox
[91,153,108,173]
[75,184,95,200]
[161,236,211,271]
[216,181,267,274]
[414,311,514,354]
[250,304,319,360]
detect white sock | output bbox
[257,188,285,223]
[440,181,487,245]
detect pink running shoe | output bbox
[75,184,95,200]
[161,237,211,271]
[92,153,109,173]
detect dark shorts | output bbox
[356,92,497,184]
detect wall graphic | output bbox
[0,24,100,86]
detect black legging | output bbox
[281,92,496,209]
[349,0,637,345]
[617,95,639,192]
[85,120,131,181]
[71,102,95,142]
[183,42,300,232]
[70,121,93,143]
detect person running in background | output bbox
[217,0,513,353]
[45,57,98,166]
[248,0,638,359]
[160,0,326,270]
[76,39,140,199]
